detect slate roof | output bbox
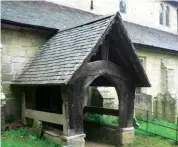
[2,1,177,52]
[12,15,114,84]
[1,1,98,30]
[124,21,178,52]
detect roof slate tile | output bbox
[12,16,113,84]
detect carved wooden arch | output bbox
[73,60,135,131]
[71,60,131,83]
[83,71,123,107]
[74,60,131,107]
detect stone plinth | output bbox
[44,130,85,147]
[61,134,86,147]
[119,127,134,145]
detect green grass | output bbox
[2,115,178,147]
[88,113,178,141]
[128,131,178,147]
[137,119,177,140]
[88,113,118,125]
[1,127,61,147]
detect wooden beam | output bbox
[21,92,26,125]
[25,109,65,125]
[70,60,130,83]
[101,40,109,60]
[83,106,119,116]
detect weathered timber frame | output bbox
[21,86,69,135]
[13,12,150,146]
[62,60,135,136]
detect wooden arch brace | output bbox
[64,60,136,135]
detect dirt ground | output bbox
[85,141,114,147]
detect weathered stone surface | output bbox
[1,25,51,124]
[118,128,135,145]
[12,63,26,73]
[10,57,26,63]
[1,55,11,63]
[44,131,85,147]
[2,83,11,94]
[1,74,13,81]
[26,49,38,57]
[32,120,43,138]
[7,48,26,57]
[62,135,85,147]
[2,64,12,73]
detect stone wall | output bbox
[1,24,51,121]
[136,48,178,97]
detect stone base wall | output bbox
[1,24,51,122]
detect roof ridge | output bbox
[58,14,115,33]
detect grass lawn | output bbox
[137,119,177,141]
[88,113,178,142]
[1,127,61,147]
[128,130,178,147]
[1,127,178,147]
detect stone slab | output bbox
[118,127,135,145]
[44,130,85,147]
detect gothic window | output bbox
[165,6,170,26]
[120,0,126,13]
[159,4,164,25]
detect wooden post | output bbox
[61,86,69,136]
[21,92,26,125]
[101,40,109,61]
[126,87,135,127]
[62,102,69,136]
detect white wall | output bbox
[47,0,178,34]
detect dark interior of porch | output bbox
[83,75,120,145]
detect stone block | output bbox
[1,73,13,82]
[10,56,26,63]
[2,64,12,73]
[1,55,11,63]
[7,47,26,57]
[12,63,26,73]
[44,131,85,147]
[62,134,86,147]
[119,127,135,145]
[2,83,11,94]
[26,49,38,57]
